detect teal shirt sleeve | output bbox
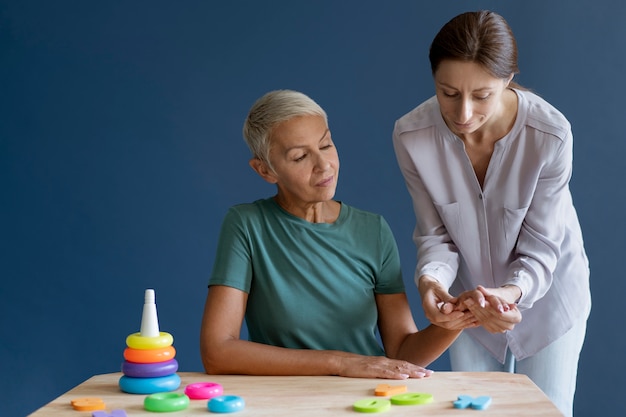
[209,207,253,292]
[370,214,405,294]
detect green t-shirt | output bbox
[209,198,405,356]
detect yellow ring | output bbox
[126,332,173,350]
[124,346,176,363]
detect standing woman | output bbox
[392,11,590,416]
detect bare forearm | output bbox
[202,338,346,376]
[202,338,435,380]
[393,325,461,367]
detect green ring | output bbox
[144,392,190,412]
[353,398,391,413]
[390,392,434,405]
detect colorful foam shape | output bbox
[453,395,492,410]
[453,395,473,409]
[70,397,106,411]
[390,392,433,405]
[374,383,407,396]
[471,396,492,410]
[353,398,391,413]
[92,410,128,417]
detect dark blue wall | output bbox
[1,1,624,415]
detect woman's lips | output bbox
[316,176,334,187]
[454,121,474,130]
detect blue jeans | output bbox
[449,319,587,417]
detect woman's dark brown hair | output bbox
[429,11,521,87]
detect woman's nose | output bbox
[314,153,332,170]
[457,99,473,123]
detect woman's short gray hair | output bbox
[243,90,328,166]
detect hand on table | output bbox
[337,354,434,380]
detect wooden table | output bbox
[29,371,563,416]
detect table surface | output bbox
[29,371,563,416]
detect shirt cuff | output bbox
[503,269,531,308]
[417,261,457,290]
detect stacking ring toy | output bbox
[353,398,391,413]
[119,373,181,394]
[184,382,224,399]
[126,332,173,349]
[208,395,245,413]
[122,358,178,378]
[123,346,176,363]
[390,392,434,405]
[144,392,190,412]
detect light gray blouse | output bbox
[393,89,591,362]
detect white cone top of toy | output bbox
[140,288,160,337]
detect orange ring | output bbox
[123,345,176,363]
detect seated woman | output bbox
[200,90,474,379]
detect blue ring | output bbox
[121,359,179,378]
[119,373,181,394]
[208,395,245,413]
